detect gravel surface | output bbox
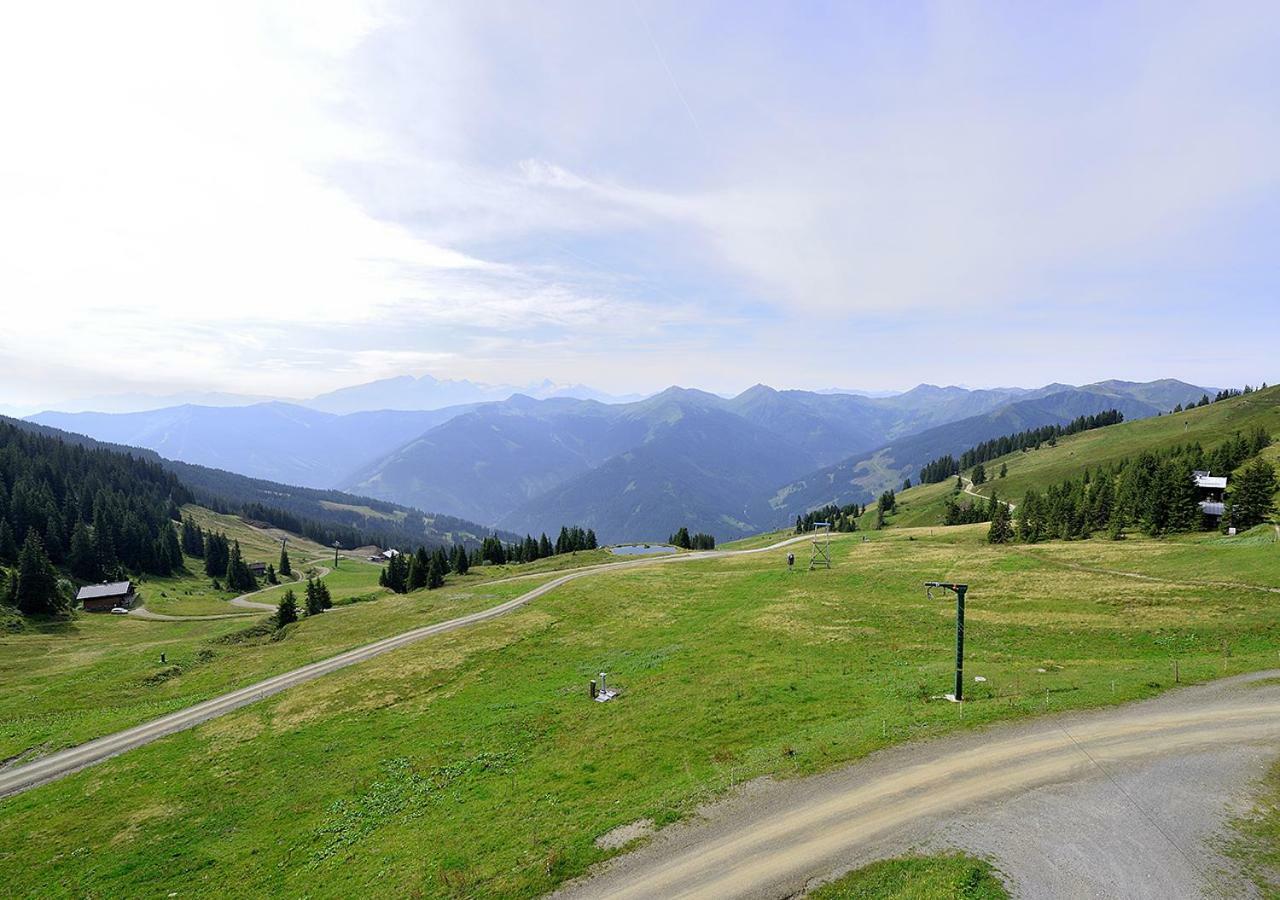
[554,671,1280,900]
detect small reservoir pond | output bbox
[608,544,678,556]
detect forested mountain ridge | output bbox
[29,402,475,490]
[0,419,190,584]
[765,383,1212,522]
[1,415,512,555]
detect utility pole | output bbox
[925,582,968,701]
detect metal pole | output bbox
[954,585,966,702]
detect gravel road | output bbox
[554,670,1280,900]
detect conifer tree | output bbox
[407,547,430,591]
[278,544,292,578]
[67,520,100,582]
[1107,505,1127,540]
[277,589,298,626]
[987,500,1013,544]
[427,554,444,589]
[181,517,205,557]
[1225,460,1278,530]
[265,563,277,585]
[225,540,257,593]
[1016,491,1043,543]
[972,464,987,486]
[0,520,17,564]
[304,577,324,615]
[432,546,450,574]
[16,531,65,616]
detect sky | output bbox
[1,1,1278,413]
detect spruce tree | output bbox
[1107,505,1127,540]
[972,464,987,486]
[407,547,430,591]
[1016,491,1042,543]
[67,520,100,582]
[304,577,324,615]
[0,520,17,564]
[1225,460,1278,530]
[225,540,257,593]
[16,531,64,616]
[278,544,292,578]
[987,501,1013,544]
[452,544,469,575]
[265,563,278,585]
[277,589,299,626]
[427,555,445,589]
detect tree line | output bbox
[379,523,601,592]
[997,429,1273,544]
[669,527,715,550]
[379,544,467,593]
[0,421,194,614]
[796,502,864,534]
[918,410,1125,486]
[1169,384,1268,413]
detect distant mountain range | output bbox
[28,378,1214,543]
[25,375,646,416]
[304,374,647,414]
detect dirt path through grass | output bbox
[556,670,1280,900]
[0,534,827,800]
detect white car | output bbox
[110,607,130,615]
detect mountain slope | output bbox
[4,415,510,550]
[340,396,647,524]
[963,384,1280,507]
[496,404,813,542]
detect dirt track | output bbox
[554,671,1280,899]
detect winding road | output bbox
[128,559,332,620]
[0,534,817,800]
[556,670,1280,899]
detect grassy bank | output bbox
[808,854,1007,899]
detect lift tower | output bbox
[925,582,968,702]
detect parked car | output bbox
[110,607,129,615]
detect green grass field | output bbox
[809,853,1007,899]
[2,526,1278,897]
[0,568,559,761]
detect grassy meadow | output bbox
[0,567,559,762]
[809,853,1008,899]
[1,525,1277,897]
